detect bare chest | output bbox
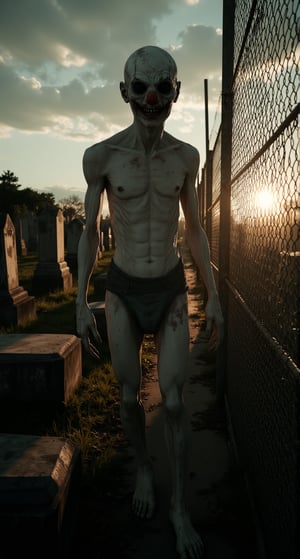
[106,150,186,201]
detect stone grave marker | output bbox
[21,212,38,251]
[32,209,72,292]
[66,218,84,270]
[15,216,27,256]
[0,213,36,327]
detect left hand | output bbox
[205,292,224,351]
[76,302,103,360]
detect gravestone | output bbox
[15,216,27,257]
[32,209,72,293]
[0,433,81,559]
[22,212,38,251]
[0,333,82,403]
[100,216,111,251]
[0,213,36,327]
[66,218,84,270]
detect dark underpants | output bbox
[106,258,188,334]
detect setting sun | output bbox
[255,190,274,212]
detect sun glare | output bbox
[255,190,274,212]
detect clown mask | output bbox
[120,46,181,126]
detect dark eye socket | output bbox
[131,80,147,94]
[157,80,173,94]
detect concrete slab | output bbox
[0,333,82,403]
[0,433,81,559]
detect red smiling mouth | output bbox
[133,101,170,118]
[142,106,163,115]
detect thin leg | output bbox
[156,293,205,559]
[105,290,155,519]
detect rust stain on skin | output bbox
[167,299,187,331]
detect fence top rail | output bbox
[230,104,299,187]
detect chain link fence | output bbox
[199,1,299,557]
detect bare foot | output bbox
[132,465,155,519]
[169,508,204,558]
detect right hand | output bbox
[76,302,102,360]
[205,292,224,351]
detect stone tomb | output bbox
[32,209,72,293]
[0,213,36,327]
[0,334,82,403]
[0,433,81,559]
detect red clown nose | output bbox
[146,91,158,105]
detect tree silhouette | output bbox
[0,169,57,222]
[0,170,21,219]
[58,194,85,223]
[0,170,20,190]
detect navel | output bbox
[130,157,140,167]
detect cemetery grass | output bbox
[0,250,157,557]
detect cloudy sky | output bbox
[0,0,223,203]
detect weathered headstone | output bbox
[0,433,81,559]
[101,216,111,251]
[15,216,27,256]
[66,218,84,270]
[22,212,38,251]
[32,209,72,292]
[0,333,82,403]
[0,213,36,327]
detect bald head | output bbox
[120,45,181,124]
[124,45,178,85]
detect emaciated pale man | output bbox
[76,45,224,559]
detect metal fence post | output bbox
[204,79,213,246]
[216,0,235,400]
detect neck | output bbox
[132,120,165,154]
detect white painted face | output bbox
[120,46,181,126]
